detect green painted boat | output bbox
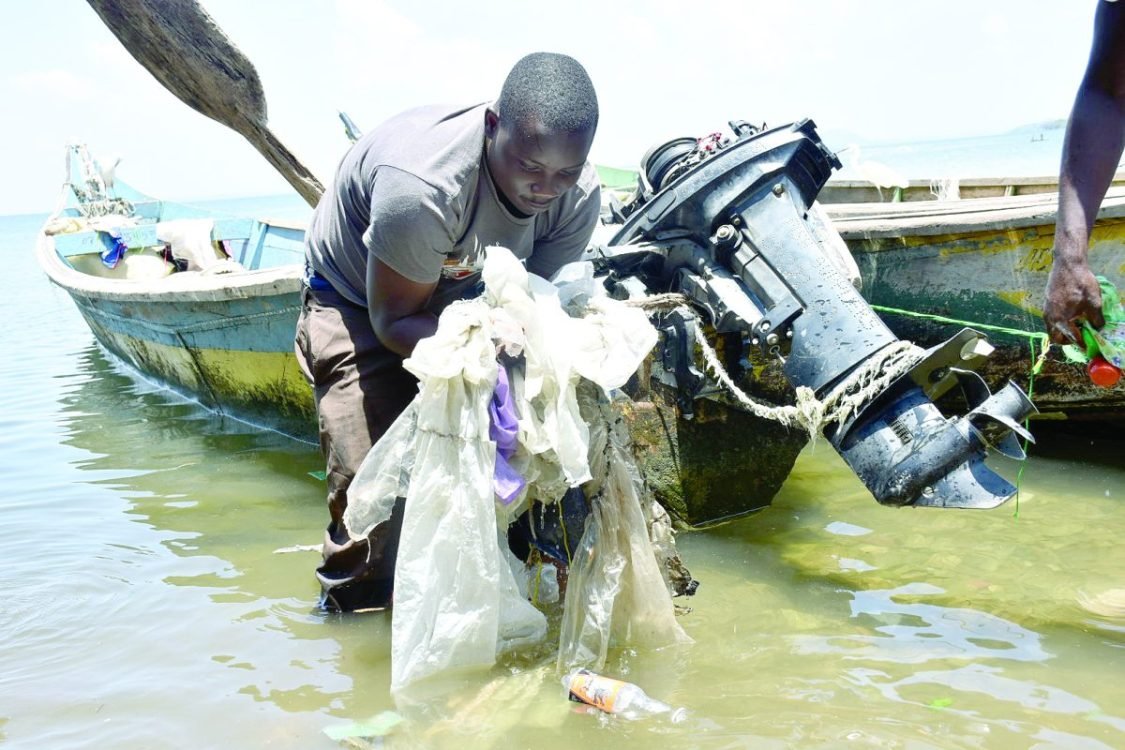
[37,145,805,527]
[37,144,316,439]
[825,189,1125,420]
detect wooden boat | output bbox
[37,144,316,440]
[38,145,802,526]
[818,171,1125,204]
[823,187,1125,420]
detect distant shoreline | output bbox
[5,121,1075,217]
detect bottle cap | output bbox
[1088,356,1122,388]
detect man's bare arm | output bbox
[366,256,439,358]
[1045,0,1125,343]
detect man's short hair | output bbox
[497,52,598,136]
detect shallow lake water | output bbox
[2,209,1122,749]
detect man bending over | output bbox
[296,53,601,612]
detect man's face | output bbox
[485,109,595,217]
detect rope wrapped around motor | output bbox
[628,294,925,438]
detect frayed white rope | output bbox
[690,317,810,430]
[631,295,924,436]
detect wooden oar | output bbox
[85,0,325,207]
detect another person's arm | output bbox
[1044,0,1125,343]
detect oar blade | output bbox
[86,0,325,206]
[87,0,266,127]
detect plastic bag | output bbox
[344,246,677,695]
[557,386,692,672]
[485,252,657,491]
[1061,276,1125,369]
[343,400,418,540]
[389,299,546,693]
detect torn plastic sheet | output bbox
[344,246,686,695]
[557,386,693,672]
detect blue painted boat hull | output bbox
[38,145,317,439]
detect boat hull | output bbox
[66,282,316,438]
[622,393,804,527]
[831,193,1125,419]
[36,145,319,439]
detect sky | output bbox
[0,0,1102,216]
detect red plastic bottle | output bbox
[1087,355,1122,388]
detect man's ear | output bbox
[484,107,499,139]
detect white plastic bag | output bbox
[343,400,417,540]
[344,246,679,694]
[557,387,692,672]
[389,299,547,693]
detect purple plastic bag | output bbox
[489,364,525,504]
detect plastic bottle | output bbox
[563,668,687,723]
[1081,327,1124,388]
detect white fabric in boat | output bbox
[156,219,239,272]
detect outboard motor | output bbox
[598,120,1036,509]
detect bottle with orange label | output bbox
[563,668,687,722]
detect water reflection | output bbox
[847,663,1125,737]
[794,582,1049,664]
[5,337,1122,749]
[688,440,1125,748]
[44,344,365,744]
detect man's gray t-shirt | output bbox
[305,102,602,313]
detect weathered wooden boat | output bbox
[38,144,812,527]
[823,188,1125,420]
[818,171,1125,204]
[41,134,1038,537]
[37,144,316,439]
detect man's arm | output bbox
[363,169,453,357]
[1044,0,1125,343]
[366,257,438,358]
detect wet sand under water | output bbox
[2,210,1123,749]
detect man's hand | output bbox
[1044,256,1104,344]
[1041,2,1125,345]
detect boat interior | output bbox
[46,144,305,280]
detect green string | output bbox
[870,304,1052,348]
[1011,335,1049,518]
[559,510,573,566]
[871,304,1053,519]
